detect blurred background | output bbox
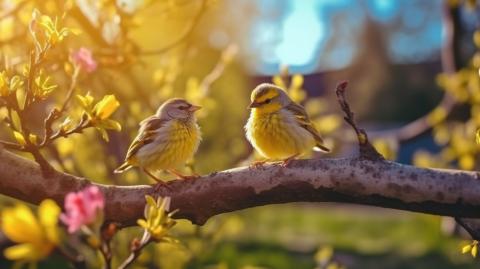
[1,0,480,268]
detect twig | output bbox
[39,114,92,148]
[99,223,116,269]
[69,5,110,47]
[117,232,152,269]
[41,66,80,147]
[199,44,237,97]
[335,81,384,160]
[0,140,23,150]
[369,1,457,142]
[139,0,207,56]
[99,243,112,269]
[455,217,480,240]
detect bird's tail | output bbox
[314,143,330,153]
[114,162,132,174]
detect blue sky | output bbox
[242,0,443,75]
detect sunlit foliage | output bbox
[1,0,480,268]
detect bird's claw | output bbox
[249,160,266,169]
[178,174,200,180]
[280,155,298,168]
[153,181,171,192]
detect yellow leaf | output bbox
[472,244,478,258]
[13,131,26,146]
[413,150,435,168]
[38,199,60,244]
[291,74,304,89]
[373,139,397,161]
[10,110,22,132]
[92,94,120,120]
[59,116,73,132]
[459,154,475,170]
[64,62,73,76]
[9,76,23,92]
[426,107,447,125]
[272,75,286,89]
[69,28,82,35]
[97,127,109,142]
[315,115,342,134]
[4,243,44,261]
[76,92,94,108]
[314,246,333,263]
[474,31,480,48]
[0,71,8,96]
[1,204,42,244]
[28,134,38,145]
[145,195,156,207]
[434,124,450,145]
[463,244,472,254]
[98,119,122,131]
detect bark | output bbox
[1,147,480,226]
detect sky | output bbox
[229,0,444,75]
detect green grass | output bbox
[185,203,479,269]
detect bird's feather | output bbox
[125,116,168,161]
[285,102,330,152]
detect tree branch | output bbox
[139,0,207,56]
[369,1,458,142]
[1,146,480,226]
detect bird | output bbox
[114,98,202,186]
[245,83,330,167]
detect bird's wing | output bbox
[125,116,168,160]
[285,102,330,152]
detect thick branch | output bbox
[1,147,480,226]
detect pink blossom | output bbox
[61,186,105,233]
[71,47,97,73]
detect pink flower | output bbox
[61,186,105,233]
[71,47,97,73]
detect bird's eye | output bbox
[179,106,189,110]
[265,99,271,104]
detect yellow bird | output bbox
[245,83,330,166]
[114,98,202,185]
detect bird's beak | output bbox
[188,105,202,112]
[248,102,260,109]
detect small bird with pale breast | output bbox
[114,98,202,186]
[245,83,330,166]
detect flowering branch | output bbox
[41,66,80,147]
